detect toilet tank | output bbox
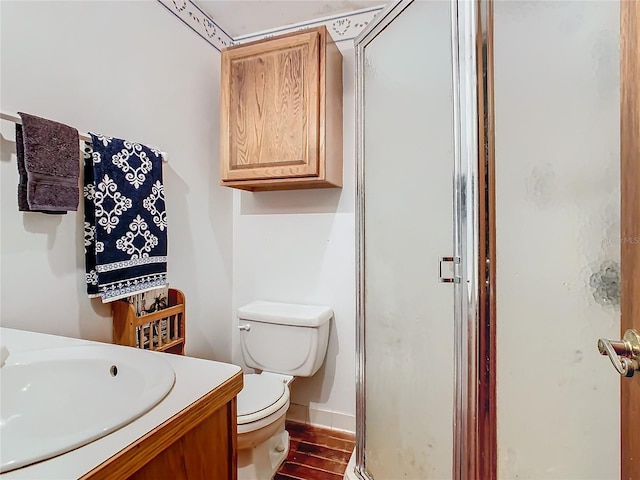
[238,301,332,377]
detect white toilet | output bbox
[235,301,332,480]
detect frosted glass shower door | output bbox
[494,2,621,478]
[361,1,455,478]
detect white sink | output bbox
[0,344,175,473]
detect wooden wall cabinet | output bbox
[220,26,343,191]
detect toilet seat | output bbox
[237,374,290,425]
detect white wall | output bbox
[231,43,356,429]
[0,1,357,429]
[0,1,233,362]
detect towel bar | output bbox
[0,111,169,162]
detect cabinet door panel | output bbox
[221,31,320,181]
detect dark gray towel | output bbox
[16,112,80,213]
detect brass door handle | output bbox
[597,329,640,377]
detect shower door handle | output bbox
[439,256,460,283]
[597,329,640,377]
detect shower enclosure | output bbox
[356,1,479,477]
[354,0,639,478]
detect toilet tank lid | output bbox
[238,301,333,327]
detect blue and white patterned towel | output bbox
[84,134,168,302]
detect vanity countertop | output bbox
[0,327,242,479]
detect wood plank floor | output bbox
[275,421,355,480]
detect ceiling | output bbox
[194,0,386,38]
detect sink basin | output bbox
[0,344,175,473]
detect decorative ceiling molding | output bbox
[158,0,233,51]
[158,0,383,51]
[233,6,383,45]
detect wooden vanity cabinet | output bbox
[81,372,243,480]
[220,26,343,191]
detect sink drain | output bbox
[110,365,118,377]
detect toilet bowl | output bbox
[235,301,333,480]
[236,373,292,480]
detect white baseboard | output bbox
[286,403,356,434]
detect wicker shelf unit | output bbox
[112,288,186,355]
